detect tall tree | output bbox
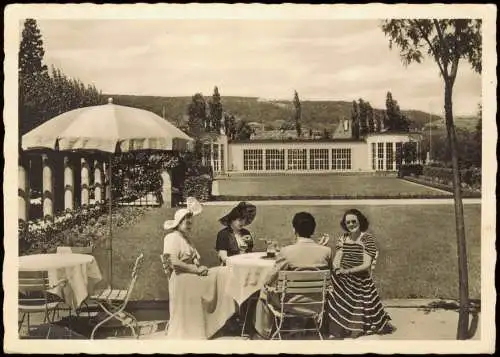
[382,19,482,340]
[187,93,207,138]
[351,100,360,139]
[209,86,223,133]
[293,90,302,138]
[358,99,368,137]
[18,19,50,137]
[366,102,375,133]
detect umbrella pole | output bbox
[108,155,113,288]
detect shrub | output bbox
[183,175,212,202]
[399,164,423,177]
[422,166,481,190]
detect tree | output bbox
[209,86,223,133]
[385,91,410,131]
[293,90,302,138]
[358,99,368,137]
[382,19,482,340]
[235,120,253,140]
[18,19,50,138]
[374,111,383,132]
[366,102,375,133]
[351,101,360,139]
[187,93,207,137]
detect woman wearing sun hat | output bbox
[215,201,257,265]
[163,197,237,339]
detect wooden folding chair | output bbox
[265,270,330,340]
[89,252,145,339]
[159,253,173,279]
[18,271,67,339]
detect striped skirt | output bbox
[325,271,391,336]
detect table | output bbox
[225,252,276,306]
[19,253,103,310]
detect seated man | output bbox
[253,212,333,339]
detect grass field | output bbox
[94,202,481,302]
[217,175,451,197]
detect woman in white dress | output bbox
[163,198,236,339]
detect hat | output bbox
[219,201,257,227]
[164,197,202,230]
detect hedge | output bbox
[422,166,481,190]
[182,175,212,202]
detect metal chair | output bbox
[264,270,330,340]
[89,252,145,339]
[18,270,67,338]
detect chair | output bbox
[264,270,330,340]
[18,271,67,338]
[160,253,173,279]
[89,252,145,339]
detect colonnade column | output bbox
[94,159,103,203]
[18,156,29,222]
[160,169,172,208]
[42,154,54,218]
[64,156,74,211]
[81,157,90,206]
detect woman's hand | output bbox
[318,233,330,246]
[197,265,209,276]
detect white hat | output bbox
[163,197,202,231]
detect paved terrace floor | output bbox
[17,299,480,341]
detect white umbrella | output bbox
[22,98,194,286]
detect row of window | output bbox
[202,144,224,172]
[243,148,352,171]
[371,142,403,171]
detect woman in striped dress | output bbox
[325,209,393,338]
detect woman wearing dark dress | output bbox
[215,201,256,265]
[326,209,394,338]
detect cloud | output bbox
[36,19,481,115]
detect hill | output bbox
[107,94,453,132]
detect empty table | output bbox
[19,253,103,310]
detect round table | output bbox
[19,253,94,271]
[225,252,277,306]
[19,253,103,310]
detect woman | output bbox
[215,201,256,265]
[325,209,393,338]
[163,198,236,339]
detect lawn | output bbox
[217,175,451,197]
[94,202,481,302]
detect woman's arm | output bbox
[170,258,206,275]
[340,253,372,274]
[217,250,229,264]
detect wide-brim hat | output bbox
[219,201,257,227]
[164,197,202,230]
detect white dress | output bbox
[163,231,237,339]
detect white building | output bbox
[204,130,423,175]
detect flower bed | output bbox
[19,204,153,255]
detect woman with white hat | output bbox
[163,197,237,339]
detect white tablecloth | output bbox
[19,253,103,310]
[225,252,276,306]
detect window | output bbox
[243,149,263,171]
[332,148,352,171]
[265,149,285,170]
[377,143,384,171]
[220,144,224,171]
[212,144,220,172]
[371,143,376,170]
[310,149,329,170]
[386,142,394,171]
[202,144,211,166]
[287,149,307,170]
[395,142,403,170]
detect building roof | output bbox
[232,137,365,144]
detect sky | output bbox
[33,18,482,116]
